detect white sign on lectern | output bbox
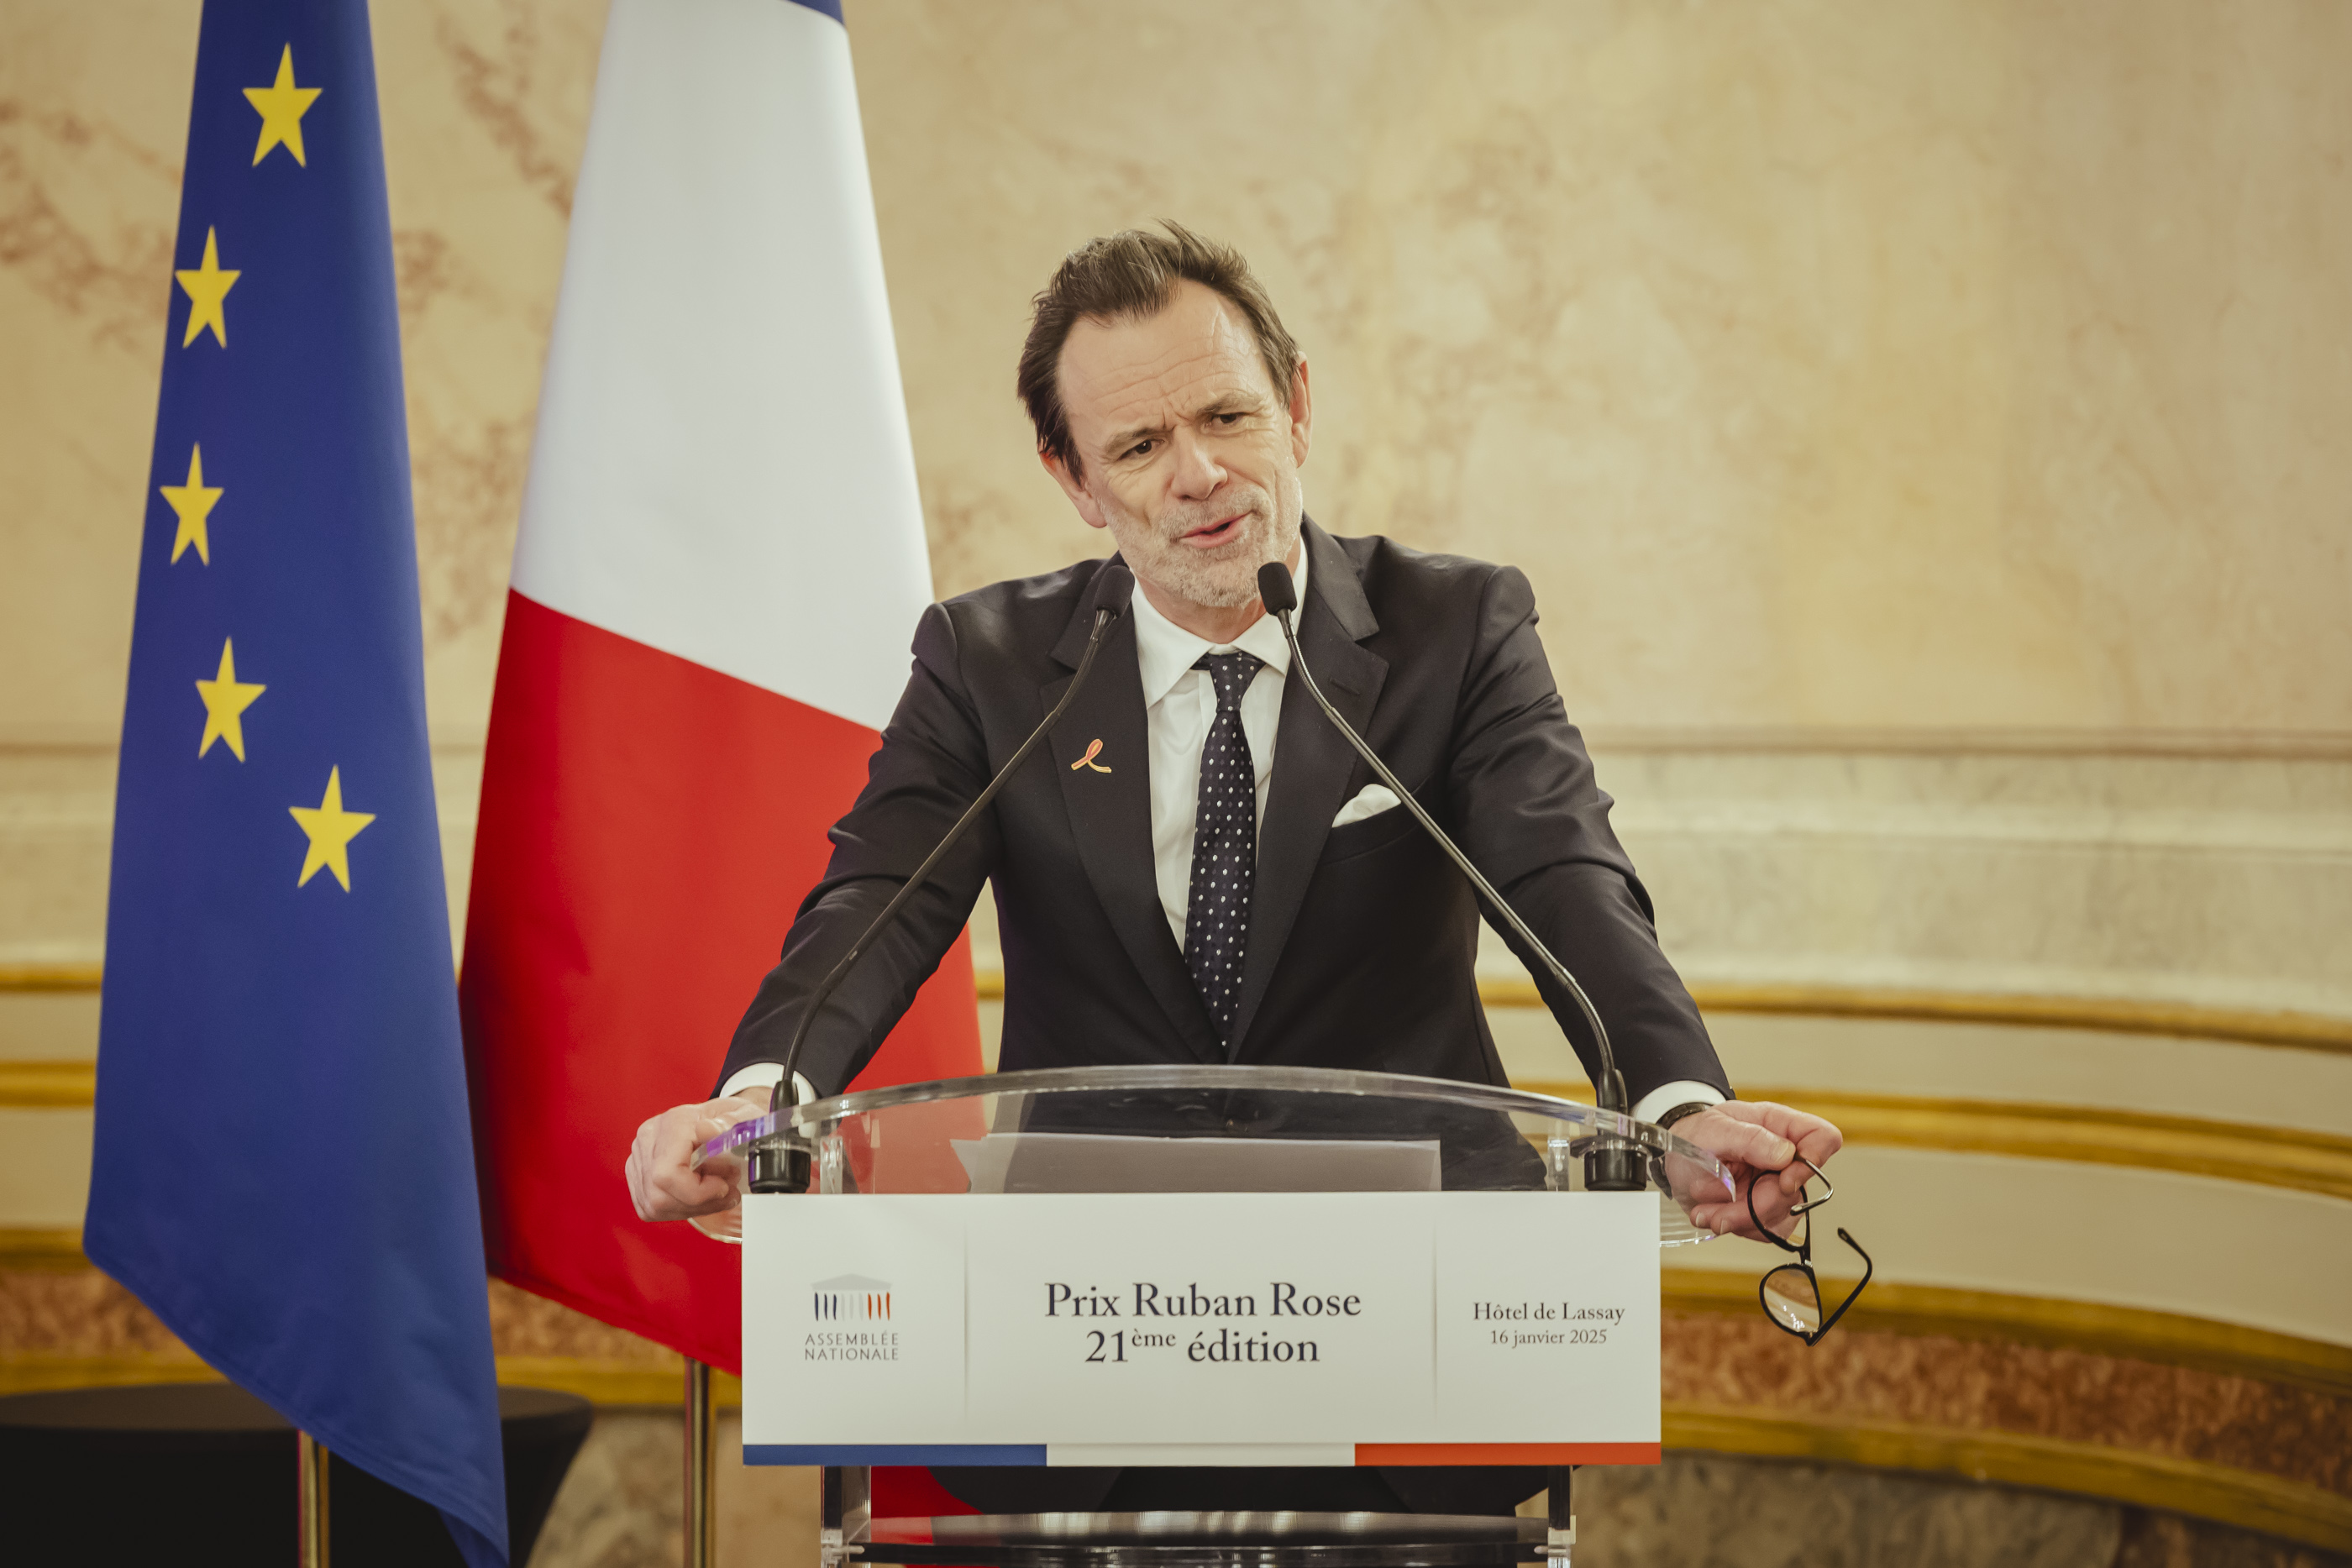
[742,1191,1662,1468]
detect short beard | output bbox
[1107,485,1301,610]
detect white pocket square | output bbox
[1331,783,1402,828]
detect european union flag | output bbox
[87,3,507,1560]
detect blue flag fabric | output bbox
[86,3,508,1561]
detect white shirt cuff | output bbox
[1630,1080,1725,1126]
[719,1063,816,1106]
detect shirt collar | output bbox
[1129,545,1306,711]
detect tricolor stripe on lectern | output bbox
[740,1445,1667,1468]
[460,0,981,1376]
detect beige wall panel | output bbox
[0,2,197,739]
[1488,1007,2352,1140]
[6,1,2349,743]
[432,739,483,951]
[365,1,603,732]
[0,991,100,1065]
[1589,749,2352,1018]
[848,0,2352,737]
[0,746,113,969]
[0,0,603,749]
[1664,1144,2352,1349]
[0,1108,92,1228]
[0,738,483,970]
[5,0,2351,1349]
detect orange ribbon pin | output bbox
[1071,738,1112,774]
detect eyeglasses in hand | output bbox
[1748,1156,1872,1346]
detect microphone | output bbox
[1255,559,1645,1192]
[749,564,1137,1193]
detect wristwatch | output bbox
[1654,1101,1714,1133]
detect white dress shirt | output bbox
[1128,550,1301,952]
[726,546,1719,1125]
[722,559,1303,1109]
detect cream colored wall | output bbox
[868,0,2352,739]
[13,1,2349,753]
[2,1,2348,1345]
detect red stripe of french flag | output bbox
[459,0,979,1374]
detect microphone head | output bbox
[1095,560,1137,616]
[1257,559,1299,616]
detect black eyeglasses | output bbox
[1748,1156,1872,1346]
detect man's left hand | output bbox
[1670,1100,1845,1241]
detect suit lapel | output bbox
[1047,567,1223,1063]
[1227,522,1385,1057]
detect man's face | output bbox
[1044,280,1311,612]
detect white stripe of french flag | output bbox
[460,0,981,1375]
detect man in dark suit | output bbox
[711,517,1737,1103]
[627,223,1841,1513]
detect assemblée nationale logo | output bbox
[806,1274,899,1361]
[812,1273,892,1322]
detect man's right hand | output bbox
[626,1088,771,1222]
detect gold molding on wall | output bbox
[0,1351,221,1396]
[13,1230,2345,1398]
[0,1350,743,1410]
[1578,724,2352,761]
[10,723,2348,758]
[1558,978,2349,1055]
[19,962,2350,1054]
[493,1356,742,1409]
[1665,1403,2352,1555]
[0,1060,97,1108]
[1513,1080,2352,1203]
[1681,983,2352,1056]
[6,1230,2344,1544]
[0,1360,2336,1545]
[12,1061,2349,1202]
[1745,1087,2352,1202]
[1660,1268,2352,1398]
[0,1227,92,1272]
[976,967,2352,1055]
[0,962,102,991]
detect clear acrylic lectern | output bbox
[694,1064,1734,1567]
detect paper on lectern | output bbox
[950,1134,1442,1193]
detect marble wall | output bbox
[3,2,2348,1562]
[846,0,2351,1049]
[518,1440,2349,1568]
[532,1410,819,1568]
[3,0,2344,990]
[0,0,601,745]
[1525,1456,2348,1568]
[860,0,2352,740]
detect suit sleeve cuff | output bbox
[719,1064,816,1106]
[1630,1080,1725,1126]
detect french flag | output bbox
[459,0,981,1374]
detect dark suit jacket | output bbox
[716,519,1729,1516]
[720,518,1727,1105]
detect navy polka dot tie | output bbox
[1186,651,1263,1043]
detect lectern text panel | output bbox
[741,1192,1659,1462]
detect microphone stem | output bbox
[775,606,1119,1099]
[1273,609,1633,1120]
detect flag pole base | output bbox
[298,1429,331,1567]
[685,1357,717,1568]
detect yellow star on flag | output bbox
[290,767,375,891]
[244,45,323,167]
[176,228,239,349]
[194,639,266,762]
[159,444,224,564]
